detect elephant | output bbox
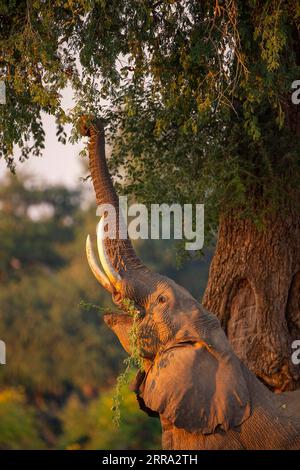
[79,116,300,450]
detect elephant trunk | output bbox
[79,116,155,303]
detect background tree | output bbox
[1,1,300,390]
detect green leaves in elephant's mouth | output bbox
[79,298,143,425]
[112,298,143,426]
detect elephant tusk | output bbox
[86,234,114,293]
[97,217,122,290]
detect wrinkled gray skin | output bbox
[80,117,300,450]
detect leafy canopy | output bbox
[1,0,300,228]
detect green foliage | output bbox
[1,1,300,228]
[0,388,43,449]
[0,173,81,280]
[59,378,161,450]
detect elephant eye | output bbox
[158,295,167,304]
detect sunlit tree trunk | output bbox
[203,211,300,391]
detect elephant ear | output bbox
[138,342,251,434]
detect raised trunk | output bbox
[81,117,155,304]
[203,210,300,392]
[86,120,144,275]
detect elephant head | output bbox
[80,116,251,435]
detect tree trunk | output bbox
[202,211,300,392]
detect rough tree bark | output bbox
[203,211,300,392]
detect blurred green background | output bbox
[0,173,212,450]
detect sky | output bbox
[0,87,85,189]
